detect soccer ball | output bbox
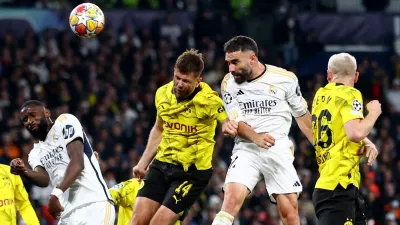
[69,3,105,38]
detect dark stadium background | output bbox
[0,0,399,224]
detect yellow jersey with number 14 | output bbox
[311,83,364,190]
[155,81,228,171]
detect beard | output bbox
[232,67,252,84]
[28,117,49,141]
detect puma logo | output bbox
[173,195,181,204]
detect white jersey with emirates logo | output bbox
[221,64,308,142]
[28,113,113,217]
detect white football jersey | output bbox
[221,64,308,141]
[28,113,113,216]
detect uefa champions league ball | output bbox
[69,3,105,38]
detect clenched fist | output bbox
[10,158,28,175]
[366,100,381,116]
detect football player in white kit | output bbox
[212,36,313,225]
[11,100,115,225]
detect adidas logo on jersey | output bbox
[236,90,244,96]
[293,181,301,187]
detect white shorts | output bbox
[224,138,302,203]
[58,201,115,225]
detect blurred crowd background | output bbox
[0,0,400,225]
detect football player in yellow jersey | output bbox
[311,53,381,225]
[0,164,40,225]
[129,49,238,225]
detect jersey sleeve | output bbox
[204,93,229,123]
[57,114,84,145]
[340,90,364,124]
[28,149,42,170]
[109,179,141,207]
[286,79,308,117]
[154,86,165,122]
[14,175,40,225]
[221,75,245,123]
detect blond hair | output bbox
[327,53,357,76]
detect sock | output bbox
[211,211,234,225]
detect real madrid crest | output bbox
[269,85,277,95]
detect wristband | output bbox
[51,188,63,199]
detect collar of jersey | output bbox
[325,82,344,89]
[247,64,267,82]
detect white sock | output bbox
[211,211,234,225]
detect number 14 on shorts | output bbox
[173,181,193,204]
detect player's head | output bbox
[173,49,204,100]
[224,35,258,84]
[327,53,359,84]
[20,100,52,141]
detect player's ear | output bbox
[196,76,201,87]
[354,72,359,84]
[44,108,51,118]
[327,70,333,82]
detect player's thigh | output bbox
[137,165,170,204]
[162,168,213,218]
[224,150,262,193]
[313,186,357,225]
[133,165,169,224]
[261,147,302,203]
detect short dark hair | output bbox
[175,49,204,77]
[223,35,258,56]
[21,100,45,111]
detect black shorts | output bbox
[137,159,213,220]
[313,184,367,225]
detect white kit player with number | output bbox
[221,64,307,202]
[28,113,115,224]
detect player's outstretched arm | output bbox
[10,159,50,187]
[133,118,163,179]
[294,111,314,144]
[344,100,381,142]
[14,175,40,225]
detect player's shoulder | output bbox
[155,81,173,101]
[110,178,142,192]
[196,82,223,104]
[336,84,362,99]
[55,113,79,124]
[265,64,298,83]
[222,73,234,83]
[0,164,10,171]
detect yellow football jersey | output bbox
[0,164,39,225]
[312,83,365,190]
[109,178,180,225]
[155,81,228,171]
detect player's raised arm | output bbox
[343,99,381,142]
[14,174,40,225]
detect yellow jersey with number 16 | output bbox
[311,82,364,191]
